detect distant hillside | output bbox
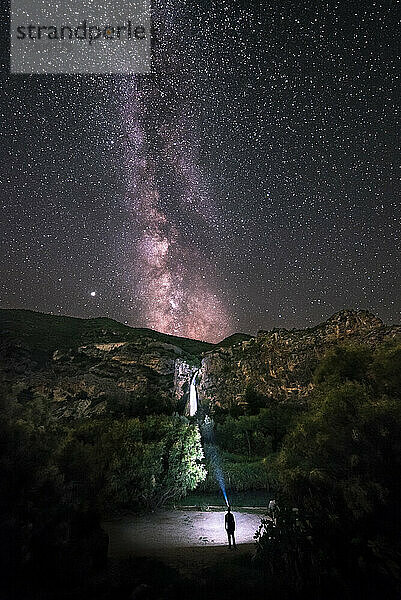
[0,309,214,356]
[0,308,217,420]
[215,332,253,348]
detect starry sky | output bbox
[1,1,400,342]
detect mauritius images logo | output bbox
[10,0,150,73]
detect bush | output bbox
[106,416,206,508]
[215,404,301,457]
[255,505,323,595]
[0,391,207,595]
[198,452,271,493]
[270,343,401,598]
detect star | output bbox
[1,2,398,340]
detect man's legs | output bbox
[231,532,236,549]
[227,531,232,548]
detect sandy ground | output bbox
[103,510,265,574]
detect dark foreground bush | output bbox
[257,343,401,599]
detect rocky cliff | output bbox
[0,309,208,419]
[1,308,400,419]
[197,310,401,411]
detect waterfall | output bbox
[189,371,199,416]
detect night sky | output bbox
[1,1,400,342]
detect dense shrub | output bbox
[105,416,206,508]
[215,402,301,456]
[0,391,206,594]
[255,506,322,596]
[198,450,272,493]
[256,342,401,599]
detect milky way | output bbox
[120,3,233,341]
[1,1,399,340]
[123,81,233,341]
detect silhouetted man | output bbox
[225,506,236,549]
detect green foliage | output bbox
[314,344,372,385]
[268,341,401,597]
[106,416,206,508]
[199,447,272,493]
[55,417,206,510]
[180,489,270,507]
[0,308,213,356]
[255,506,322,595]
[223,459,271,492]
[216,414,271,456]
[216,402,300,456]
[370,342,401,395]
[0,389,72,588]
[208,395,300,497]
[278,382,401,516]
[243,384,266,414]
[0,384,207,595]
[106,389,174,418]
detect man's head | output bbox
[227,506,231,512]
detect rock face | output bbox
[1,308,400,419]
[11,339,199,420]
[197,310,401,411]
[0,310,205,419]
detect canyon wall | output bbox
[1,308,400,419]
[197,310,401,411]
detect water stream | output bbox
[189,370,199,416]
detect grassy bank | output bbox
[178,489,272,508]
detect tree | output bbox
[272,343,401,598]
[370,342,401,396]
[106,416,206,508]
[244,384,266,415]
[314,345,372,386]
[0,389,69,590]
